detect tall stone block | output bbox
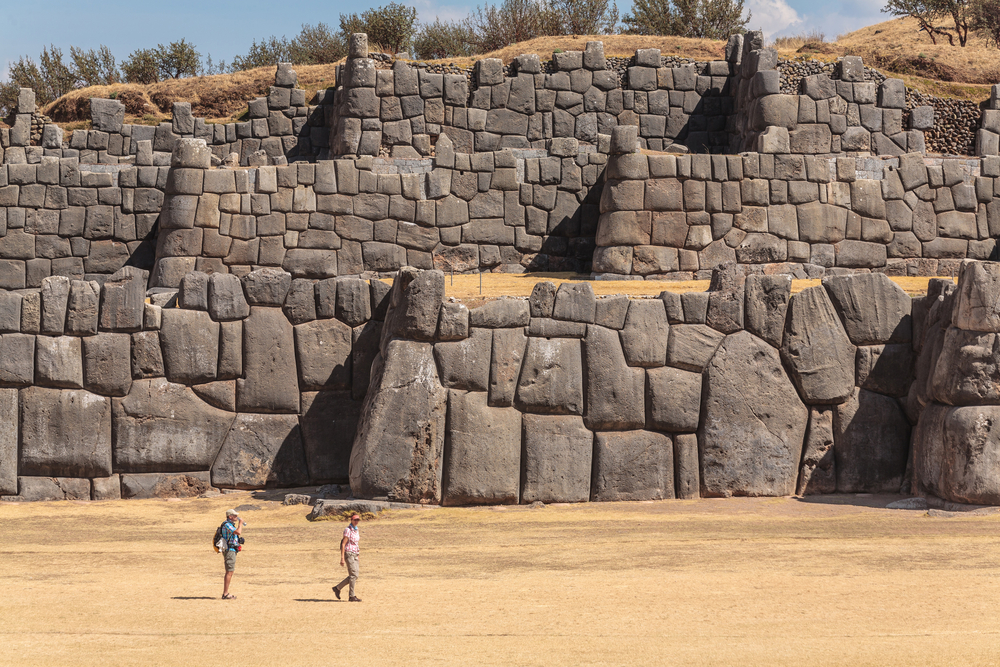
[300,391,362,483]
[833,388,909,493]
[160,309,219,385]
[442,391,521,505]
[238,307,300,412]
[780,286,856,405]
[583,325,645,430]
[521,414,593,503]
[0,389,17,495]
[489,328,527,407]
[294,318,353,391]
[350,339,447,503]
[700,331,807,497]
[516,337,584,415]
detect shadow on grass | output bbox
[793,493,907,509]
[171,596,216,600]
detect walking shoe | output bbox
[349,596,362,602]
[332,586,341,600]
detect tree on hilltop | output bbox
[622,0,751,39]
[883,0,976,46]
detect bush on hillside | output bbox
[121,48,160,84]
[413,19,478,59]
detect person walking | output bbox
[333,513,362,602]
[220,509,244,600]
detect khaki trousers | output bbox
[335,552,359,598]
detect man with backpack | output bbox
[216,509,244,600]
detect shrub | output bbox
[157,39,201,79]
[413,19,478,59]
[341,2,418,54]
[466,0,564,53]
[622,0,750,39]
[553,0,620,35]
[70,45,119,87]
[122,48,161,84]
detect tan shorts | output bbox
[224,550,237,572]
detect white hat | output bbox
[226,509,239,517]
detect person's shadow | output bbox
[294,598,338,603]
[171,596,215,600]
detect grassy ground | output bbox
[2,492,1000,666]
[427,273,947,300]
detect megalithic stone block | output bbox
[20,387,112,478]
[442,390,521,506]
[350,339,447,503]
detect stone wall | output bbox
[0,262,388,501]
[593,126,1000,279]
[350,265,916,504]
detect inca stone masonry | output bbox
[2,31,1000,505]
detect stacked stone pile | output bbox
[0,262,388,501]
[593,126,999,279]
[909,90,979,156]
[350,265,915,504]
[777,58,885,96]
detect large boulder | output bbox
[797,407,836,495]
[911,403,950,497]
[20,387,112,478]
[516,337,584,415]
[929,328,1000,405]
[442,390,521,505]
[434,327,492,391]
[934,405,1000,504]
[160,309,219,384]
[583,325,645,430]
[382,267,444,342]
[489,328,527,407]
[855,343,914,398]
[294,318,353,391]
[780,286,856,405]
[300,390,362,483]
[350,340,447,503]
[823,273,912,345]
[521,414,593,503]
[591,431,674,501]
[744,274,791,348]
[0,389,16,495]
[211,413,310,488]
[666,324,724,371]
[238,307,300,412]
[120,472,212,499]
[113,378,235,472]
[833,388,910,493]
[82,333,132,397]
[700,331,808,496]
[952,261,1000,332]
[647,366,702,432]
[619,299,669,367]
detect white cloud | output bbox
[746,0,803,38]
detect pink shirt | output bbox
[343,525,359,554]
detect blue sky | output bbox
[0,1,889,81]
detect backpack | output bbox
[213,522,227,553]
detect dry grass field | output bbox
[394,273,949,301]
[2,493,1000,666]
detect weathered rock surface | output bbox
[516,337,584,414]
[442,390,521,505]
[120,471,211,499]
[383,267,444,342]
[113,378,235,472]
[0,389,17,495]
[823,273,912,345]
[833,388,910,493]
[647,366,702,432]
[521,414,593,503]
[294,317,353,391]
[20,387,112,478]
[780,286,856,405]
[674,433,699,499]
[930,328,1000,405]
[952,261,1000,332]
[82,333,132,396]
[434,327,492,391]
[17,476,91,501]
[856,343,914,397]
[744,274,791,348]
[700,331,807,497]
[797,407,836,495]
[350,339,447,503]
[592,431,674,501]
[489,327,527,407]
[300,390,362,483]
[160,308,219,384]
[619,299,669,367]
[212,414,309,488]
[666,324,724,371]
[238,307,300,412]
[936,405,1000,504]
[35,335,84,389]
[584,325,645,430]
